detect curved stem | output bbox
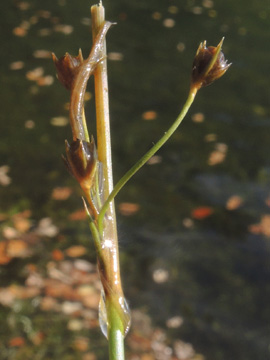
[98,88,198,234]
[69,21,113,141]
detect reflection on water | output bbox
[1,0,270,359]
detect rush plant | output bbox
[52,2,230,359]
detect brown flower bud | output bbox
[191,38,231,91]
[52,49,84,90]
[64,137,97,191]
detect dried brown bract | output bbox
[191,38,231,91]
[64,137,97,191]
[52,50,83,90]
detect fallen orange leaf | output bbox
[78,287,100,309]
[141,354,155,360]
[208,150,226,166]
[37,75,54,86]
[249,215,270,238]
[44,280,78,300]
[13,27,27,37]
[65,246,87,258]
[9,285,40,299]
[127,333,152,352]
[69,209,87,221]
[265,197,270,207]
[82,353,97,360]
[226,195,243,210]
[0,213,8,221]
[72,337,89,352]
[51,249,64,261]
[0,241,11,265]
[26,67,44,81]
[191,206,214,220]
[191,112,205,123]
[13,217,31,233]
[40,296,59,311]
[25,263,37,273]
[7,239,29,258]
[30,331,45,346]
[260,215,270,237]
[142,110,157,121]
[118,202,140,216]
[51,186,72,200]
[9,336,25,347]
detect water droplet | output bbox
[99,289,108,338]
[98,289,131,339]
[119,296,131,337]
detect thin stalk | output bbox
[98,88,198,232]
[107,302,125,360]
[81,108,90,142]
[83,198,102,253]
[91,4,126,360]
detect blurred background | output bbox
[1,0,270,359]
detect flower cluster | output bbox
[64,137,97,192]
[191,38,231,91]
[52,50,84,90]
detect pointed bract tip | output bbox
[217,37,225,48]
[52,52,58,63]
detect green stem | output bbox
[83,198,102,252]
[82,109,90,142]
[107,302,125,360]
[94,162,103,211]
[98,88,197,233]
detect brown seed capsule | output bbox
[64,137,97,191]
[191,38,231,91]
[52,50,84,90]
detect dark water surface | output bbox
[1,0,270,359]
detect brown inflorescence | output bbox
[191,38,231,91]
[52,50,83,90]
[64,137,97,192]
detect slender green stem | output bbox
[98,88,197,233]
[83,198,102,252]
[107,302,125,360]
[82,109,90,142]
[94,163,103,211]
